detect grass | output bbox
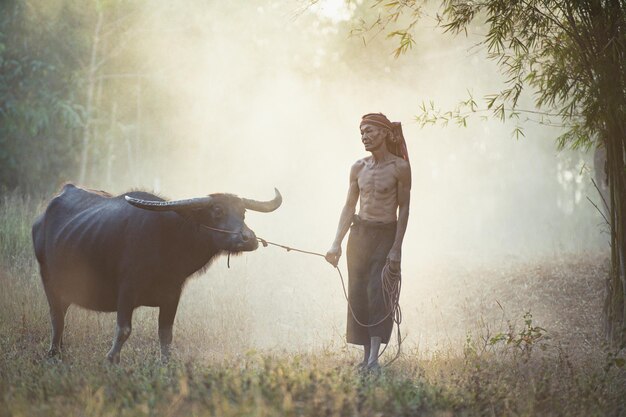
[1,190,625,416]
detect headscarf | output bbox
[360,113,409,162]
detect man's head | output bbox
[360,113,408,161]
[360,121,391,153]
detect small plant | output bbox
[488,312,547,357]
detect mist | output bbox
[26,0,609,352]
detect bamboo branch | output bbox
[587,195,610,226]
[591,177,611,217]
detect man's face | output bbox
[360,123,388,152]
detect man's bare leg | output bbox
[367,336,382,369]
[358,344,371,368]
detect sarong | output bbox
[346,215,397,345]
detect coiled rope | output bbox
[198,223,403,365]
[256,237,403,366]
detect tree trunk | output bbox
[618,148,626,345]
[606,134,626,345]
[106,102,117,188]
[590,0,626,347]
[78,9,103,185]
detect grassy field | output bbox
[1,191,625,417]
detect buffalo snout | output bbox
[241,228,255,243]
[238,227,258,251]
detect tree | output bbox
[355,0,626,344]
[0,0,167,193]
[0,1,85,194]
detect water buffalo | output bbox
[32,183,281,363]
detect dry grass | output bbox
[413,254,607,351]
[0,191,624,416]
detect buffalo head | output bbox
[124,188,282,252]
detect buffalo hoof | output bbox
[106,352,121,364]
[46,347,61,358]
[45,350,63,363]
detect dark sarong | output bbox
[346,215,397,345]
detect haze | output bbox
[29,0,608,353]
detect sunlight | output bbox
[311,0,355,23]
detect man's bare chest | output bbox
[357,164,398,196]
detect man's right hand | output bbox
[325,245,342,267]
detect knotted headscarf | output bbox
[360,113,409,162]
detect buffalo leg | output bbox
[44,284,69,358]
[106,296,135,364]
[158,297,180,361]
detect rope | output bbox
[257,238,327,258]
[257,237,403,366]
[195,224,403,365]
[199,224,241,234]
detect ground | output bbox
[0,193,624,416]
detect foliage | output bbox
[486,312,547,355]
[354,0,626,345]
[0,1,85,194]
[0,191,45,276]
[0,0,168,193]
[354,0,624,148]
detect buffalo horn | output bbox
[125,195,213,211]
[242,188,282,212]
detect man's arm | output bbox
[387,160,411,270]
[325,162,361,267]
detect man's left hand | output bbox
[387,249,401,273]
[387,260,401,273]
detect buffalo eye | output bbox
[211,205,224,219]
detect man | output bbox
[326,113,411,371]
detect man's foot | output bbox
[356,360,368,371]
[365,361,381,375]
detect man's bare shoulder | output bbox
[350,157,369,173]
[392,156,411,172]
[354,156,371,166]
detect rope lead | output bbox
[256,237,403,367]
[198,220,403,366]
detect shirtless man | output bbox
[326,113,411,371]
